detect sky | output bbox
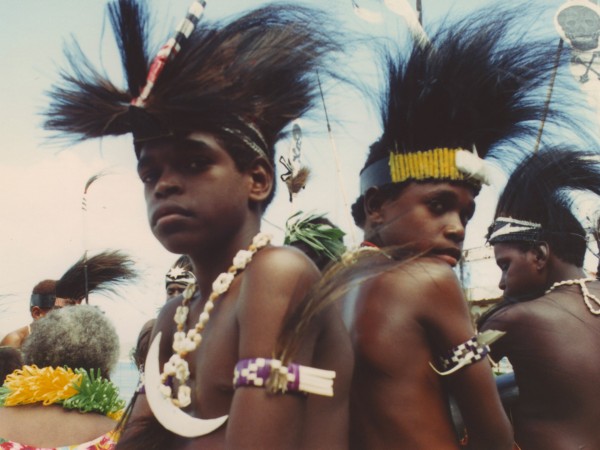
[0,0,596,356]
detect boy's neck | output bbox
[190,218,263,295]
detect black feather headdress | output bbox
[56,250,138,301]
[488,147,600,266]
[356,8,570,205]
[44,0,342,167]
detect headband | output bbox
[165,266,196,288]
[487,217,542,244]
[360,147,491,195]
[30,293,56,309]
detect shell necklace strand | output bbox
[160,232,271,407]
[545,277,600,315]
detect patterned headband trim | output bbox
[222,126,269,161]
[165,266,196,288]
[488,217,543,243]
[360,147,490,194]
[131,1,207,108]
[30,293,56,309]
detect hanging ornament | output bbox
[279,121,311,202]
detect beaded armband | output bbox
[233,358,335,397]
[429,330,506,376]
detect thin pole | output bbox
[317,72,357,245]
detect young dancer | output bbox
[43,1,352,448]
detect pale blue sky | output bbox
[0,0,588,351]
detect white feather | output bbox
[383,0,429,45]
[352,3,384,23]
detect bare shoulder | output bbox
[366,257,463,309]
[481,299,542,334]
[0,327,27,347]
[246,245,319,282]
[236,245,320,357]
[238,245,320,306]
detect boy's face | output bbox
[137,132,252,255]
[494,242,544,300]
[368,182,476,267]
[166,282,187,301]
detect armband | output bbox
[430,330,506,376]
[233,358,335,397]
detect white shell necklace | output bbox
[160,232,272,408]
[545,277,600,315]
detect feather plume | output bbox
[285,166,311,197]
[363,8,573,171]
[107,0,151,97]
[44,1,344,164]
[383,0,427,44]
[56,250,138,301]
[352,1,383,23]
[493,147,600,235]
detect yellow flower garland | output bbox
[3,365,80,406]
[0,365,124,419]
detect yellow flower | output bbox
[3,365,80,406]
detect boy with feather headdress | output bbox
[43,0,352,448]
[480,148,600,449]
[337,7,572,449]
[0,250,137,349]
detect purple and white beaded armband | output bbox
[233,358,335,397]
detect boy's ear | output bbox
[247,158,274,203]
[364,187,385,224]
[31,306,44,320]
[532,242,550,270]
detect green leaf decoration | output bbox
[61,368,125,415]
[284,211,346,261]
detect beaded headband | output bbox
[487,217,543,244]
[359,147,491,194]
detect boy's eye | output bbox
[184,157,210,171]
[428,199,446,213]
[139,170,158,184]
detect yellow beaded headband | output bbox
[359,147,491,194]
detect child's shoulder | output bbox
[247,245,320,280]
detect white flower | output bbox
[174,359,190,382]
[198,312,210,326]
[212,272,234,294]
[183,283,197,300]
[173,333,197,354]
[159,384,172,398]
[172,331,186,353]
[252,233,272,248]
[163,354,183,376]
[177,385,192,408]
[186,329,198,339]
[233,250,254,270]
[174,306,189,325]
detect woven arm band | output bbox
[233,358,335,397]
[430,336,490,376]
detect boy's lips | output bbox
[151,205,192,227]
[430,248,462,267]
